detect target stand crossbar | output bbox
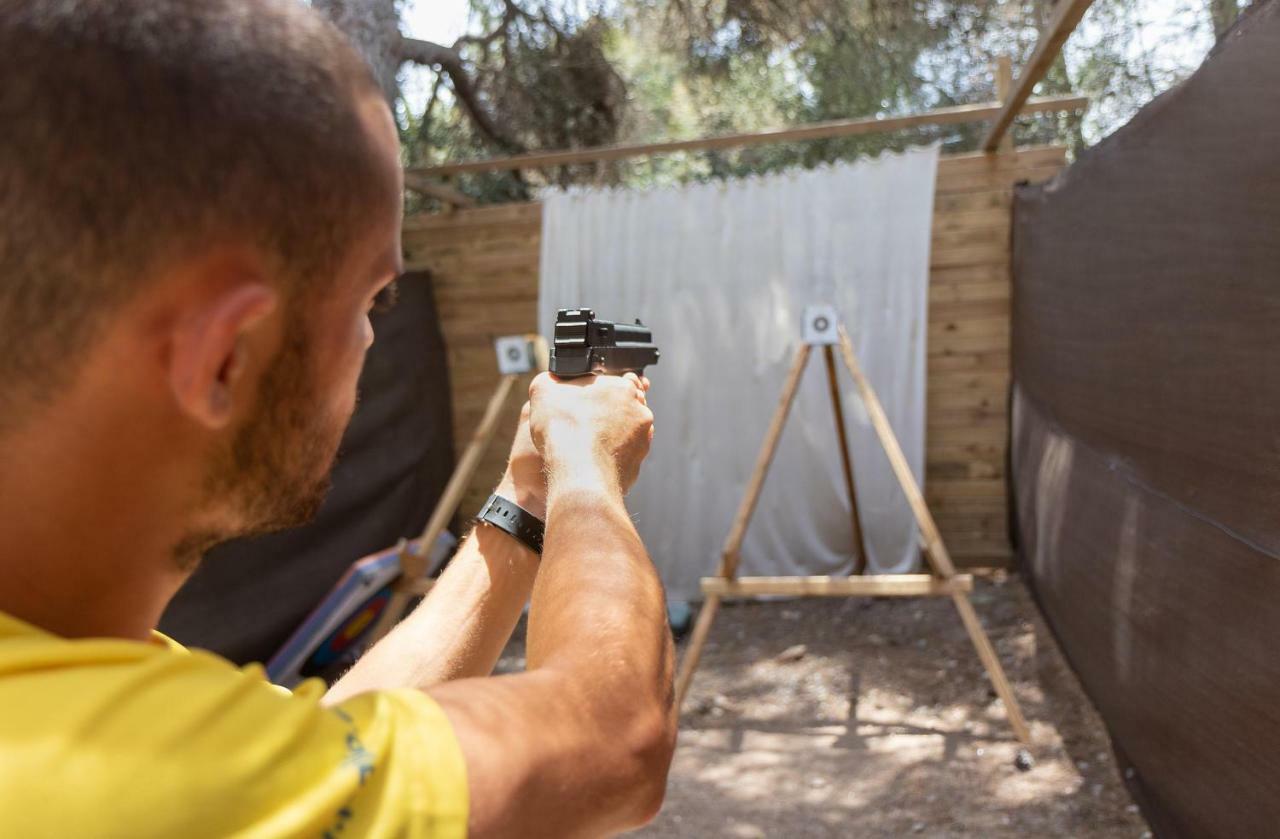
[673,324,1032,750]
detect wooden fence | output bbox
[402,144,1067,567]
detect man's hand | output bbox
[495,402,546,519]
[528,371,654,494]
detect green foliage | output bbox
[401,0,1228,204]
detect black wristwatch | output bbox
[475,494,545,555]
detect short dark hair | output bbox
[0,0,388,416]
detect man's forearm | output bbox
[527,457,675,740]
[324,522,539,704]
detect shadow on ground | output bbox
[639,577,1147,837]
[500,576,1150,837]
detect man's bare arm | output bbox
[338,372,676,838]
[325,526,537,700]
[327,408,546,699]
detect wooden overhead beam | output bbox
[701,574,974,599]
[410,94,1088,178]
[981,0,1097,152]
[403,173,477,209]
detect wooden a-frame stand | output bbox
[673,326,1032,749]
[367,335,548,645]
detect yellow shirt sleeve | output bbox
[0,618,468,838]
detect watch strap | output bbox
[475,494,545,555]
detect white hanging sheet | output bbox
[538,144,939,599]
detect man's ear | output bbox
[168,283,279,430]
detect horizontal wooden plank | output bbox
[927,412,1008,433]
[929,280,1010,305]
[407,250,539,272]
[439,311,538,331]
[403,220,541,242]
[936,145,1067,175]
[412,105,1080,175]
[934,527,1011,546]
[926,478,1008,499]
[932,224,1008,252]
[932,207,1013,234]
[926,350,1011,373]
[929,314,1010,339]
[930,262,1012,285]
[924,499,1009,519]
[928,297,1011,321]
[933,189,1013,216]
[929,392,1008,417]
[939,536,1014,556]
[436,284,539,307]
[407,241,541,266]
[928,330,1010,354]
[931,511,1009,529]
[404,233,541,259]
[437,308,539,332]
[701,573,973,598]
[934,164,1066,195]
[952,555,1012,569]
[414,248,541,273]
[927,442,1006,461]
[930,241,1010,270]
[926,459,1005,480]
[404,202,542,231]
[927,454,1005,474]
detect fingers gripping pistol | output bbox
[549,308,660,378]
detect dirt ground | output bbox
[499,575,1151,838]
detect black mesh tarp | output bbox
[159,271,454,666]
[1010,3,1280,836]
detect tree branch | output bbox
[398,35,525,154]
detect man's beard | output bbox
[178,318,346,568]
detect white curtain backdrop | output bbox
[538,145,939,600]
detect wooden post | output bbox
[981,0,1096,151]
[672,595,720,710]
[674,343,812,709]
[995,56,1015,154]
[367,371,520,644]
[823,345,868,573]
[835,328,1030,745]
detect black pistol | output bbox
[550,308,660,378]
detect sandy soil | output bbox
[499,575,1151,838]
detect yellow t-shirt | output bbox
[0,610,468,838]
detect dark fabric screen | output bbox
[159,271,454,666]
[1010,3,1280,836]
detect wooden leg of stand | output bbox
[368,372,520,644]
[823,345,868,573]
[720,343,812,573]
[835,329,952,574]
[674,594,721,710]
[950,592,1031,744]
[835,328,1031,746]
[676,343,811,712]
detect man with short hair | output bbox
[0,1,676,836]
